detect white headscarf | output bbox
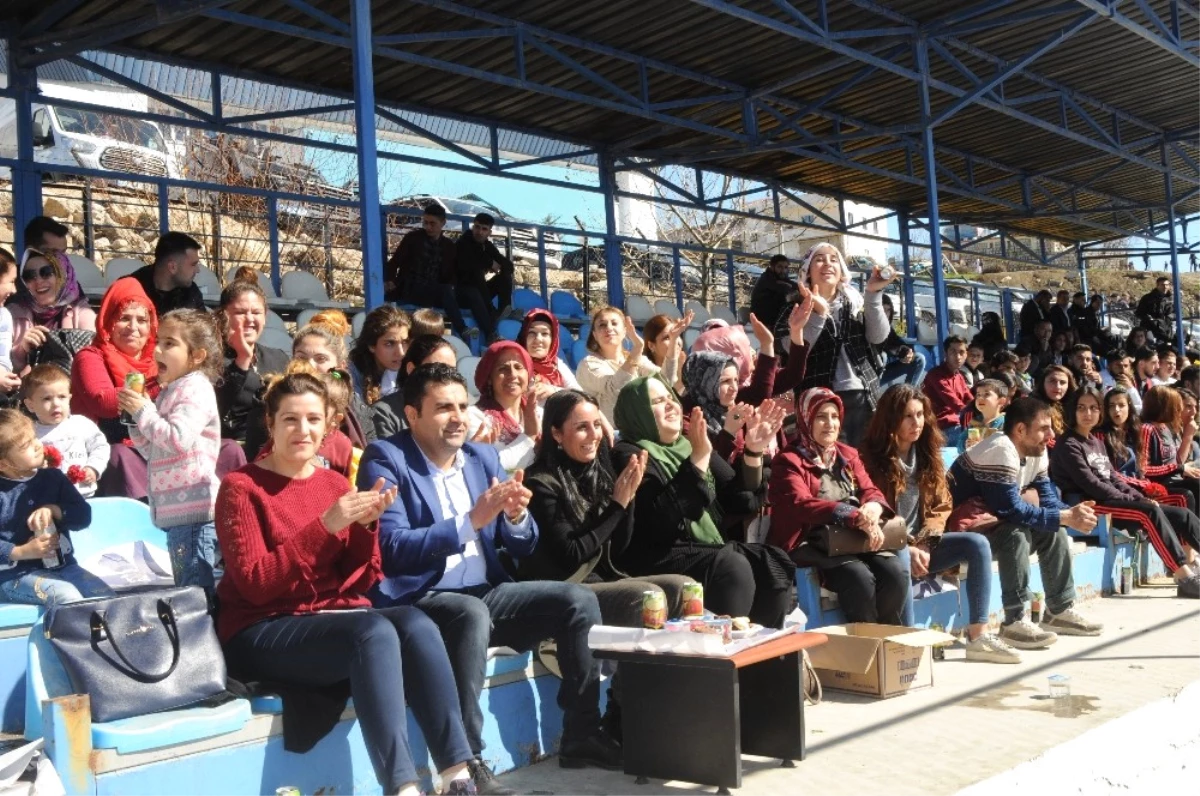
[798,242,864,315]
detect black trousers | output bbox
[457,272,513,340]
[820,553,908,625]
[1097,500,1200,574]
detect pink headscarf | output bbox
[794,387,844,468]
[691,324,755,387]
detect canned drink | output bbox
[276,788,301,796]
[1120,566,1133,595]
[878,265,896,281]
[641,590,667,629]
[1031,592,1044,623]
[681,582,704,619]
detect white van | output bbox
[0,82,178,182]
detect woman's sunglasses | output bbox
[22,264,56,282]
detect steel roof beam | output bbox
[1071,0,1200,65]
[18,0,88,39]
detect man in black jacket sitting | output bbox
[455,213,514,343]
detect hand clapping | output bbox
[469,471,534,530]
[322,477,398,534]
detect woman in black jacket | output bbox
[1049,385,1200,599]
[611,375,794,628]
[522,389,692,624]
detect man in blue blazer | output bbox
[360,364,620,787]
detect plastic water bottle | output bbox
[37,520,64,570]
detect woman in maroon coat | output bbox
[767,387,908,624]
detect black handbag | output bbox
[44,586,226,723]
[810,516,909,557]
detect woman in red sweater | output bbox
[215,370,476,796]
[69,278,160,500]
[767,387,908,624]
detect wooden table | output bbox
[594,631,828,793]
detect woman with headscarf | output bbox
[611,374,794,628]
[69,278,159,499]
[519,308,580,404]
[9,249,96,373]
[971,311,1008,363]
[773,243,894,447]
[466,340,539,473]
[691,297,814,406]
[681,351,786,540]
[767,387,908,625]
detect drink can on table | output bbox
[642,590,667,629]
[681,582,704,619]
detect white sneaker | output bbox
[999,618,1058,649]
[1041,607,1103,636]
[965,633,1022,664]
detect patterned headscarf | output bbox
[682,351,736,436]
[691,324,755,388]
[11,249,84,326]
[794,387,844,468]
[518,309,564,387]
[475,340,535,444]
[798,242,863,315]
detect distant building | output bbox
[736,193,888,268]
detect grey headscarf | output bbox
[682,350,736,436]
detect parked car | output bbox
[0,82,179,182]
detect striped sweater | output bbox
[947,432,1065,533]
[129,370,221,529]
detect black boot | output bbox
[466,758,515,795]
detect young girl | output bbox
[1050,386,1200,599]
[293,318,374,449]
[0,249,21,403]
[117,309,222,600]
[348,306,411,406]
[0,409,111,605]
[1099,386,1143,477]
[1140,386,1200,509]
[1034,364,1077,447]
[370,335,457,439]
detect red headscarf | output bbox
[90,278,159,393]
[518,308,563,387]
[475,341,535,444]
[794,387,844,468]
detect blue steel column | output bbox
[916,38,949,346]
[351,0,385,309]
[598,153,625,309]
[8,40,42,254]
[1076,243,1088,297]
[898,211,917,336]
[1162,143,1185,354]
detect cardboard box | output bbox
[806,623,956,698]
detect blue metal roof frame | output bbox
[0,40,598,167]
[1,0,1195,246]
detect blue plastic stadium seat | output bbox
[572,339,590,370]
[512,288,546,313]
[550,290,586,321]
[0,604,40,630]
[70,497,162,563]
[941,447,959,470]
[496,318,523,341]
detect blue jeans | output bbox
[166,522,219,598]
[897,546,915,626]
[413,580,603,753]
[0,563,113,606]
[880,351,927,388]
[223,606,470,793]
[928,533,993,626]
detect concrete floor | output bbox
[496,587,1200,796]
